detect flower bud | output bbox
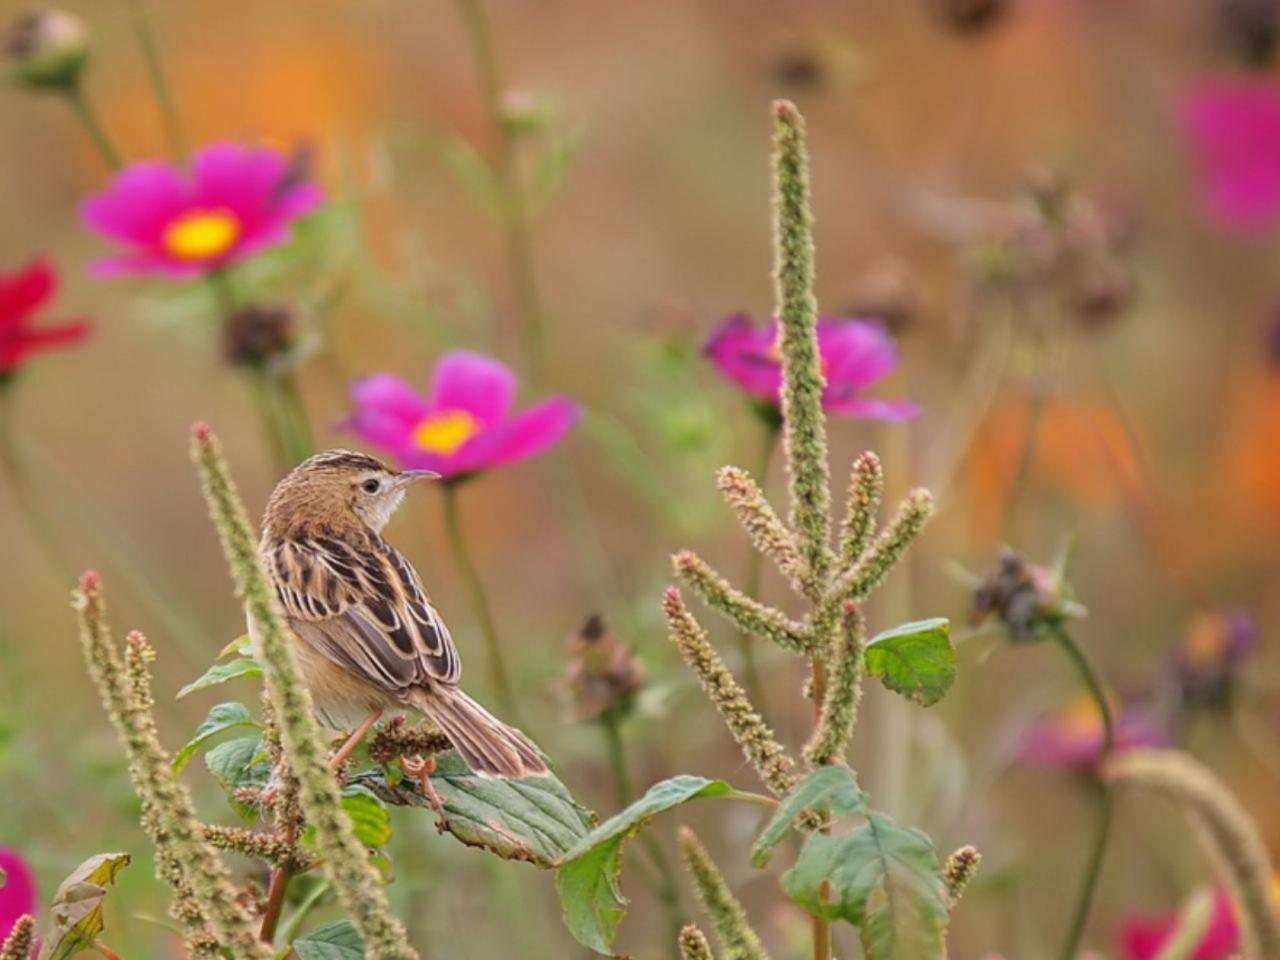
[4,9,90,91]
[564,614,645,723]
[927,0,1008,34]
[1172,610,1256,711]
[971,547,1078,642]
[499,89,557,138]
[221,305,295,367]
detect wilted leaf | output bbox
[782,813,948,960]
[353,752,593,866]
[864,618,955,707]
[172,702,260,773]
[555,775,733,956]
[177,657,262,699]
[38,852,131,960]
[751,764,867,867]
[292,919,363,959]
[205,736,271,819]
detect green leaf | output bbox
[864,618,955,707]
[292,920,363,960]
[217,634,251,659]
[177,657,262,699]
[172,702,260,773]
[38,852,131,960]
[751,764,866,867]
[352,753,593,867]
[555,775,733,956]
[340,785,391,848]
[204,736,271,819]
[782,813,948,960]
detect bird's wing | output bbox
[265,534,462,694]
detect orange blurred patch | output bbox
[967,390,1142,532]
[104,32,386,161]
[1223,375,1280,521]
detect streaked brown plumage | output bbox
[252,449,546,778]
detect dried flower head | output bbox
[971,547,1079,642]
[564,614,645,723]
[222,304,295,367]
[3,9,88,90]
[1171,610,1256,711]
[1214,0,1280,69]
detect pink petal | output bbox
[347,374,431,450]
[192,142,287,228]
[89,253,205,280]
[452,397,579,473]
[80,161,189,245]
[703,313,782,401]
[0,847,36,941]
[822,397,920,421]
[0,259,55,329]
[817,317,900,388]
[427,351,517,425]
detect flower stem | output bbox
[810,657,832,960]
[737,420,779,714]
[1051,623,1114,960]
[63,84,123,170]
[442,484,517,719]
[0,389,73,580]
[125,0,188,158]
[275,880,331,948]
[455,0,545,376]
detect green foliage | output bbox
[751,765,867,868]
[554,776,733,955]
[355,752,593,867]
[172,702,260,773]
[292,920,364,960]
[177,658,262,699]
[782,814,948,960]
[204,736,270,819]
[863,619,955,707]
[39,852,131,960]
[330,785,392,850]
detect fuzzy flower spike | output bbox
[347,351,579,481]
[81,142,321,278]
[705,313,917,421]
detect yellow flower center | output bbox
[162,209,242,262]
[413,409,482,455]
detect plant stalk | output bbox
[63,84,123,169]
[125,0,188,158]
[442,484,517,718]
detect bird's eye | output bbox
[361,478,381,494]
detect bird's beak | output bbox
[395,469,441,487]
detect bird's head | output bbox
[263,449,438,538]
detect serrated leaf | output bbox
[751,765,866,867]
[782,813,948,960]
[353,752,593,867]
[555,775,733,956]
[172,702,260,773]
[205,736,271,819]
[292,919,363,959]
[864,618,955,707]
[38,852,131,960]
[177,657,262,699]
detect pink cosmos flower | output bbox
[1018,694,1169,769]
[346,351,579,480]
[0,846,36,941]
[1181,80,1280,232]
[1120,888,1239,960]
[80,142,322,279]
[704,313,917,420]
[0,258,89,377]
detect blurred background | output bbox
[3,0,1280,957]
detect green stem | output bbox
[274,881,331,949]
[442,484,517,719]
[1051,624,1115,960]
[456,0,545,377]
[125,0,188,158]
[737,419,779,715]
[0,389,73,580]
[63,84,123,170]
[601,710,683,958]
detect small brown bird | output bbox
[252,449,546,780]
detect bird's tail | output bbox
[412,686,547,778]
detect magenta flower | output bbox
[1120,888,1239,960]
[0,847,36,941]
[704,313,917,420]
[80,142,322,279]
[1017,694,1169,770]
[0,258,90,377]
[1181,80,1280,232]
[347,351,579,480]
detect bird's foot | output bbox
[400,754,447,832]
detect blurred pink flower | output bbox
[1119,888,1239,960]
[347,351,579,481]
[81,142,322,279]
[1181,80,1280,232]
[1018,693,1169,769]
[0,258,89,377]
[0,846,36,941]
[1171,609,1256,709]
[703,313,917,420]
